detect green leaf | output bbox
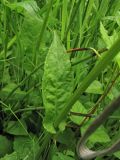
[107,86,119,100]
[56,129,75,148]
[0,135,13,158]
[0,152,18,160]
[81,122,111,144]
[42,32,73,133]
[116,12,120,26]
[115,52,120,68]
[28,89,43,106]
[6,0,39,16]
[114,151,120,159]
[100,23,119,48]
[85,80,103,94]
[89,125,110,143]
[1,67,11,84]
[113,34,120,67]
[70,101,87,125]
[18,15,43,73]
[52,152,74,160]
[4,120,28,136]
[100,22,120,68]
[47,144,58,160]
[58,120,66,132]
[100,22,111,48]
[14,136,40,160]
[0,83,26,102]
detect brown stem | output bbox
[71,48,108,66]
[67,48,90,53]
[67,47,108,54]
[70,111,95,118]
[79,71,120,127]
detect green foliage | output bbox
[6,0,39,16]
[0,136,13,158]
[0,0,120,160]
[0,83,26,102]
[4,120,27,136]
[52,152,74,160]
[86,80,103,94]
[13,136,39,160]
[56,128,75,149]
[42,32,73,133]
[70,101,87,125]
[100,22,120,67]
[0,152,18,160]
[114,151,120,159]
[81,121,111,144]
[0,136,40,160]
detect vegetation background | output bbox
[0,0,120,159]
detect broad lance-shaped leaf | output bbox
[42,32,73,133]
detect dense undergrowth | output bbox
[0,0,120,160]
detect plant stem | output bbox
[54,36,120,128]
[36,35,120,159]
[79,70,120,127]
[70,111,95,118]
[35,132,51,160]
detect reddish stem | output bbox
[67,48,89,53]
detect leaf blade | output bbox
[42,32,73,133]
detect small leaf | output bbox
[59,121,66,132]
[100,22,111,48]
[0,135,13,157]
[116,12,120,26]
[86,80,103,94]
[0,83,26,101]
[6,0,39,16]
[114,151,120,159]
[4,120,28,136]
[52,152,74,160]
[42,32,73,133]
[70,101,87,125]
[18,14,43,73]
[56,129,75,149]
[115,52,120,68]
[14,136,40,160]
[100,22,120,68]
[0,152,18,160]
[107,87,119,100]
[81,122,110,143]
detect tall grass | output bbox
[0,0,120,160]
